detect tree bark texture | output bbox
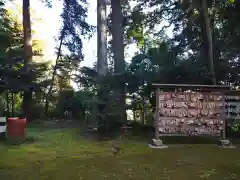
[202,0,217,84]
[111,0,126,122]
[97,0,108,76]
[22,0,33,118]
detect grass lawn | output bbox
[0,127,240,180]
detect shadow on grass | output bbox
[1,136,38,146]
[77,128,221,145]
[130,130,240,145]
[160,136,218,144]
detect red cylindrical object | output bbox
[7,117,27,137]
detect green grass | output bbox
[0,127,240,180]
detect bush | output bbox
[226,123,240,138]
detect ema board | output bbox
[155,91,225,137]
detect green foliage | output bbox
[0,2,52,117]
[0,94,6,116]
[60,0,94,59]
[231,124,240,132]
[55,89,74,117]
[125,0,240,86]
[74,66,128,131]
[228,0,235,4]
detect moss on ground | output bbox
[0,127,239,180]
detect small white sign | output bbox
[0,125,6,133]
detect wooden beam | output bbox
[152,83,230,90]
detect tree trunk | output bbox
[95,0,108,127]
[133,109,136,121]
[44,26,65,117]
[22,0,33,118]
[202,0,216,85]
[141,98,145,124]
[97,0,108,76]
[140,109,144,124]
[111,0,126,122]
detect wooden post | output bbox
[155,88,160,139]
[11,92,14,117]
[221,91,226,140]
